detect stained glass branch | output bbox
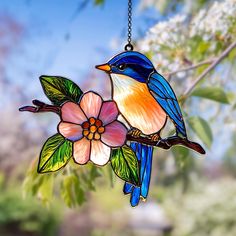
[19,101,205,154]
[19,100,60,114]
[127,134,205,154]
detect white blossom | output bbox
[137,0,236,75]
[190,0,236,39]
[137,14,188,73]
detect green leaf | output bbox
[227,92,235,104]
[188,116,213,148]
[0,172,4,190]
[197,41,210,54]
[40,75,83,106]
[60,175,85,208]
[228,47,236,61]
[60,176,75,208]
[38,134,72,173]
[37,175,54,205]
[23,158,56,206]
[172,146,191,171]
[192,87,230,104]
[94,0,104,5]
[73,176,85,206]
[110,145,140,186]
[80,164,102,191]
[172,146,193,192]
[107,163,115,188]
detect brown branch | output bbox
[183,40,236,97]
[19,100,60,114]
[127,134,205,155]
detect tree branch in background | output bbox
[19,101,205,154]
[183,40,236,97]
[164,57,216,80]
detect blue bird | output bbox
[96,51,198,206]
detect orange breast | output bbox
[111,74,167,135]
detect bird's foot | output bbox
[150,133,161,142]
[128,128,142,138]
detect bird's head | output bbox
[95,51,155,83]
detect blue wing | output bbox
[148,72,187,137]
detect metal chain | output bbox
[125,0,134,51]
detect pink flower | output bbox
[58,91,127,166]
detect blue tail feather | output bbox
[141,146,153,198]
[123,142,153,207]
[123,182,133,194]
[140,145,147,178]
[130,187,141,207]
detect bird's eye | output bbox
[118,63,126,70]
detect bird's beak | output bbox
[95,63,111,72]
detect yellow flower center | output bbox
[82,117,105,140]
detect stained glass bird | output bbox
[96,51,197,207]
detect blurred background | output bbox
[0,0,236,235]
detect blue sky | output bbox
[0,0,161,93]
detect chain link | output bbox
[125,0,134,51]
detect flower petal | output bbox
[61,102,86,124]
[90,141,110,166]
[73,138,91,165]
[101,121,127,147]
[80,92,102,119]
[98,101,119,125]
[58,122,83,141]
